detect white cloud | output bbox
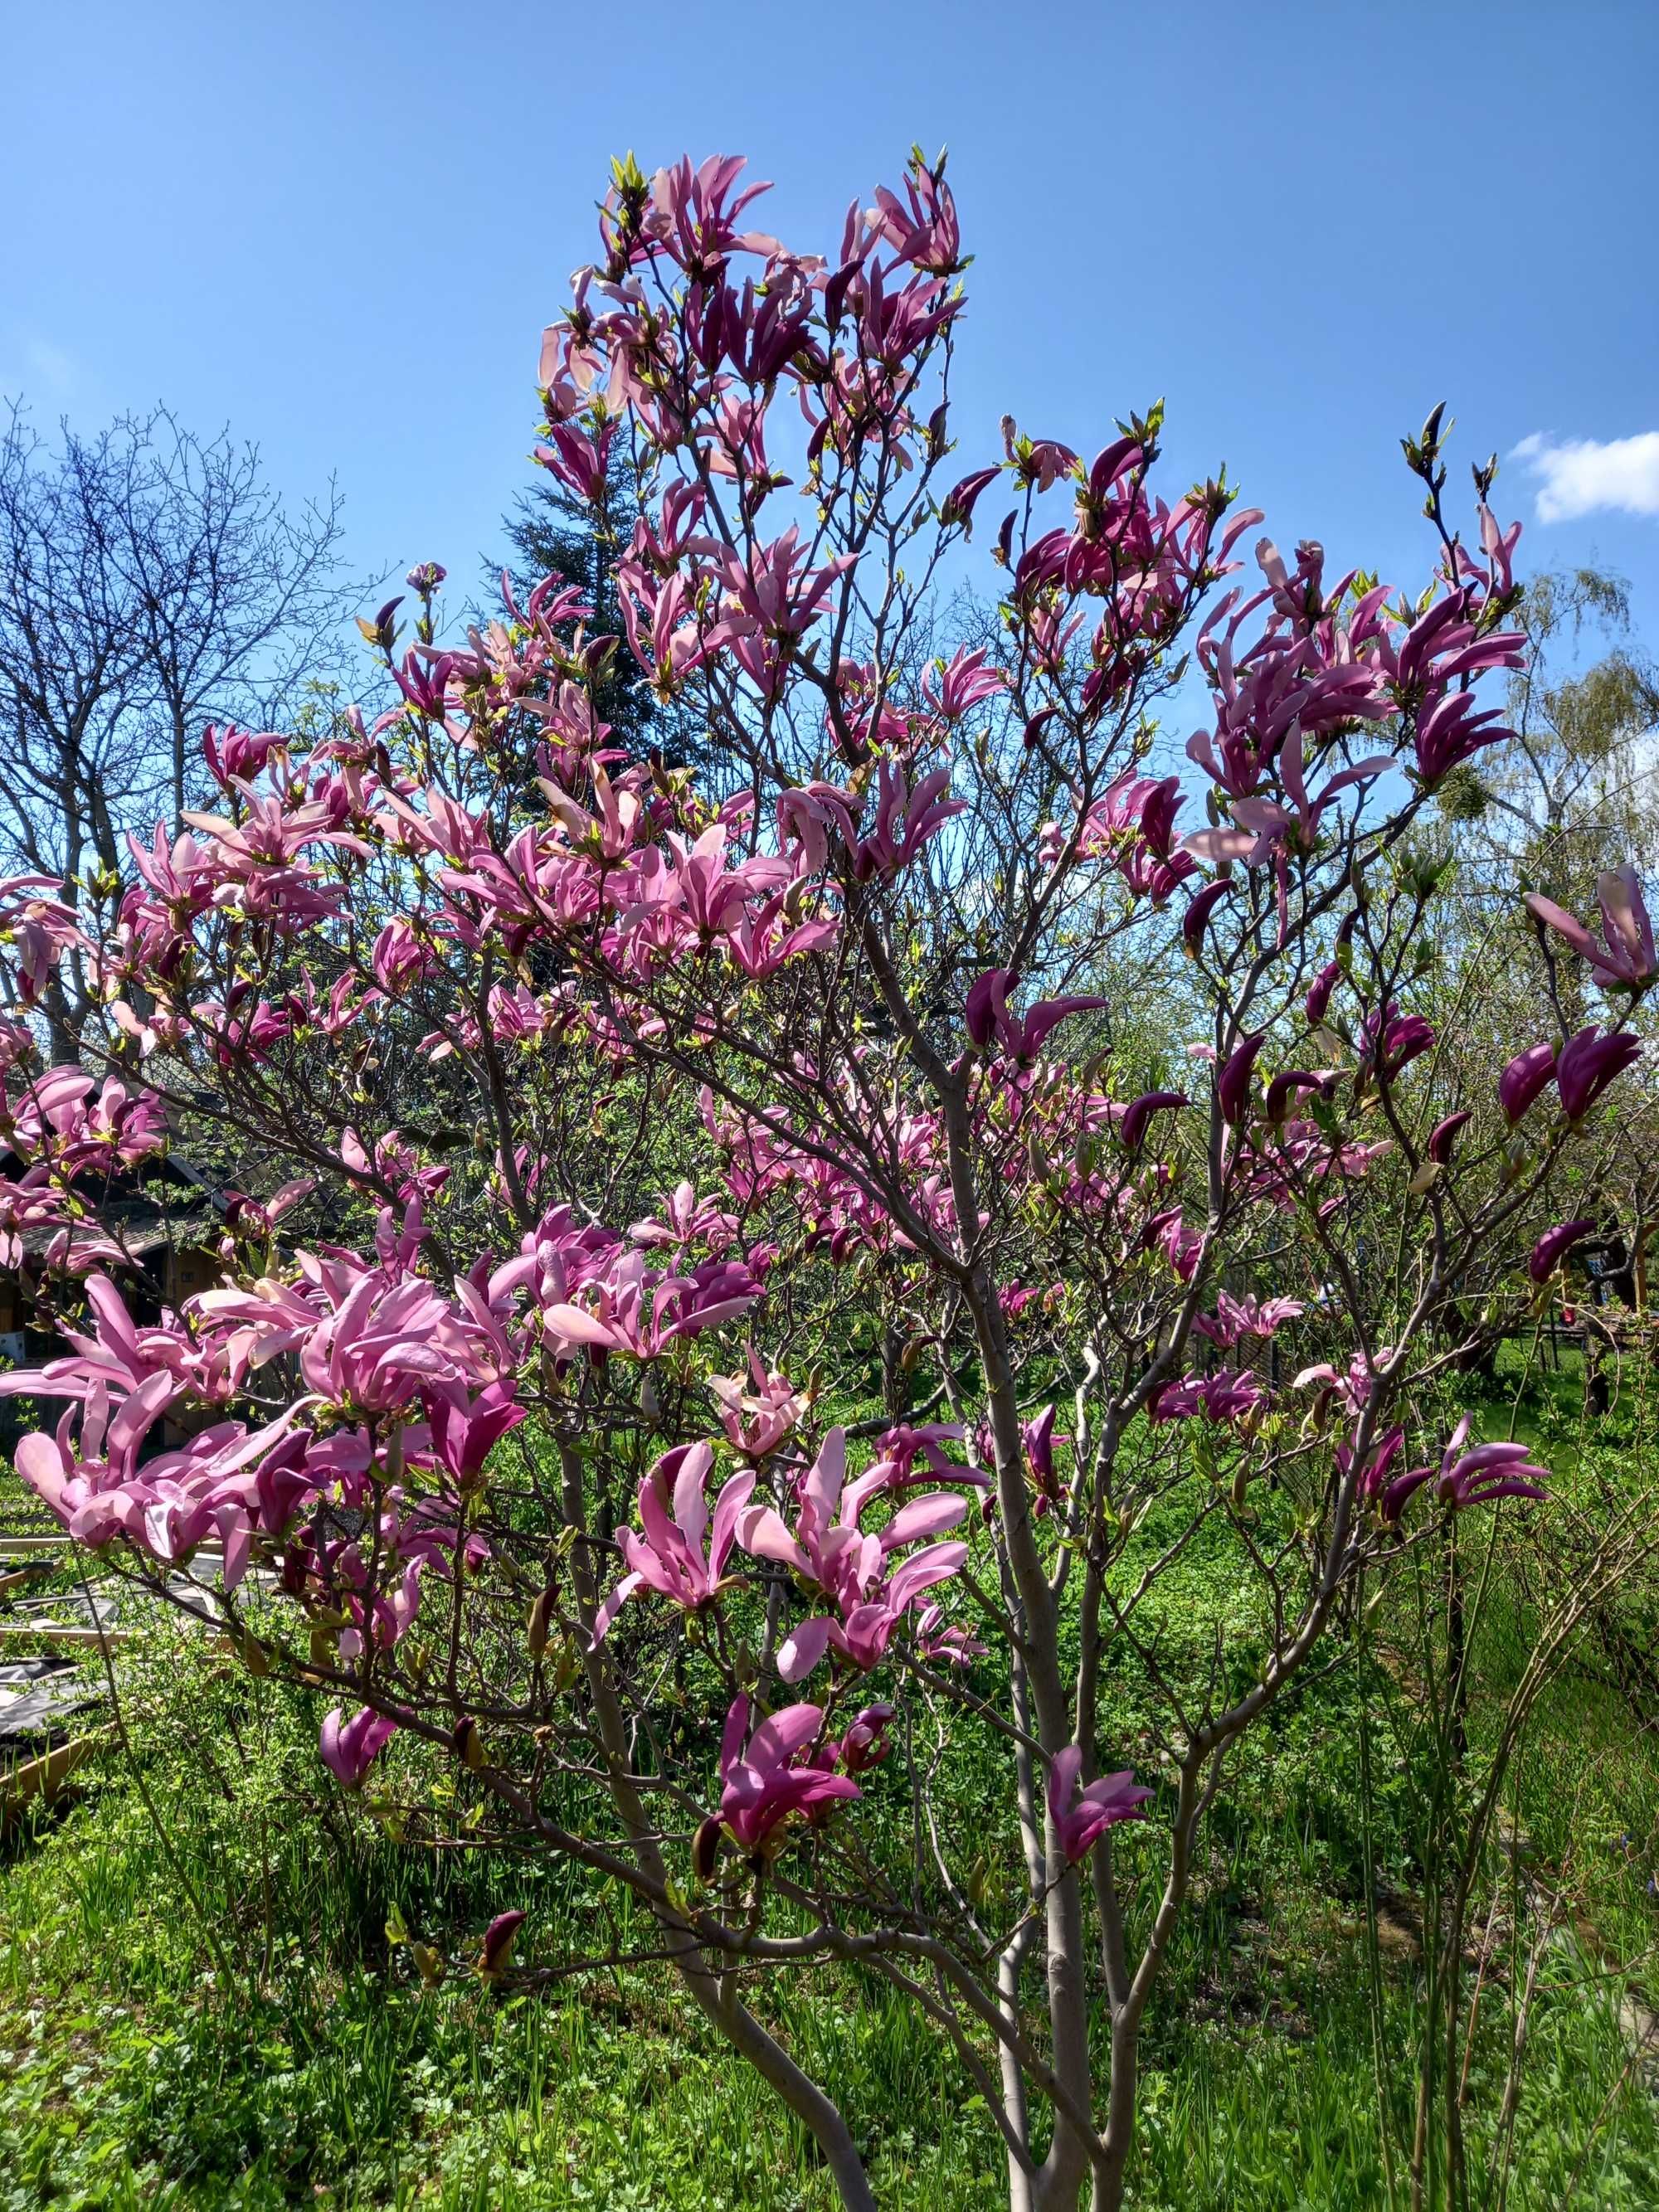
[0,333,82,406]
[1511,430,1659,523]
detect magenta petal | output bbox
[776,1615,834,1684]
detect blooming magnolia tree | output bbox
[2,151,1653,2212]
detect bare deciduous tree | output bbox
[0,403,349,1050]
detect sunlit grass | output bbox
[2,1356,1658,2208]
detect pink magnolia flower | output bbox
[708,528,854,679]
[1194,1291,1305,1348]
[923,645,1005,722]
[478,1909,524,1981]
[1379,1417,1550,1522]
[1186,722,1391,865]
[534,417,615,503]
[0,1275,178,1410]
[940,464,1003,534]
[421,1382,525,1491]
[294,1270,478,1416]
[202,724,285,787]
[1528,1218,1594,1284]
[1359,1002,1435,1086]
[1216,1032,1264,1125]
[1151,1369,1267,1427]
[631,1180,739,1255]
[819,1702,896,1774]
[778,1566,973,1680]
[1499,1041,1558,1125]
[0,1272,250,1412]
[0,875,85,1001]
[643,154,781,276]
[1079,774,1194,898]
[849,757,966,880]
[913,1602,987,1667]
[965,970,1107,1063]
[16,1395,295,1584]
[708,1351,809,1458]
[1005,429,1078,493]
[725,895,839,979]
[738,1427,970,1682]
[864,1422,980,1491]
[1525,868,1656,989]
[738,1427,964,1593]
[1115,1089,1188,1151]
[873,158,962,273]
[592,1441,756,1642]
[4,1067,167,1174]
[1263,1069,1332,1121]
[1146,1207,1205,1283]
[1022,1403,1065,1510]
[1336,1424,1407,1512]
[627,821,792,946]
[1433,1428,1550,1512]
[183,780,369,882]
[1409,688,1513,788]
[1305,960,1343,1027]
[1047,1746,1153,1863]
[320,1705,397,1790]
[372,917,435,994]
[538,760,647,867]
[1425,1111,1473,1164]
[537,1243,760,1364]
[221,1178,314,1242]
[0,1163,67,1267]
[1183,879,1233,955]
[1554,1025,1642,1122]
[1297,1352,1384,1422]
[1463,501,1523,597]
[703,1694,860,1860]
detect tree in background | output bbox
[500,440,698,771]
[1428,562,1659,1338]
[1444,562,1659,880]
[0,404,348,1051]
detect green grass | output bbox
[3,1359,1659,2209]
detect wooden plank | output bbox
[0,1534,225,1560]
[0,1623,133,1650]
[2,1728,108,1821]
[0,1561,54,1597]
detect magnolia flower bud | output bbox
[477,1909,524,1981]
[527,1587,554,1660]
[693,1814,724,1882]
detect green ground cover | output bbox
[3,1345,1657,2210]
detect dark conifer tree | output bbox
[498,447,700,771]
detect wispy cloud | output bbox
[0,333,84,407]
[1511,430,1659,523]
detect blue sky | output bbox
[5,0,1657,656]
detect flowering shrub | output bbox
[0,149,1651,2212]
